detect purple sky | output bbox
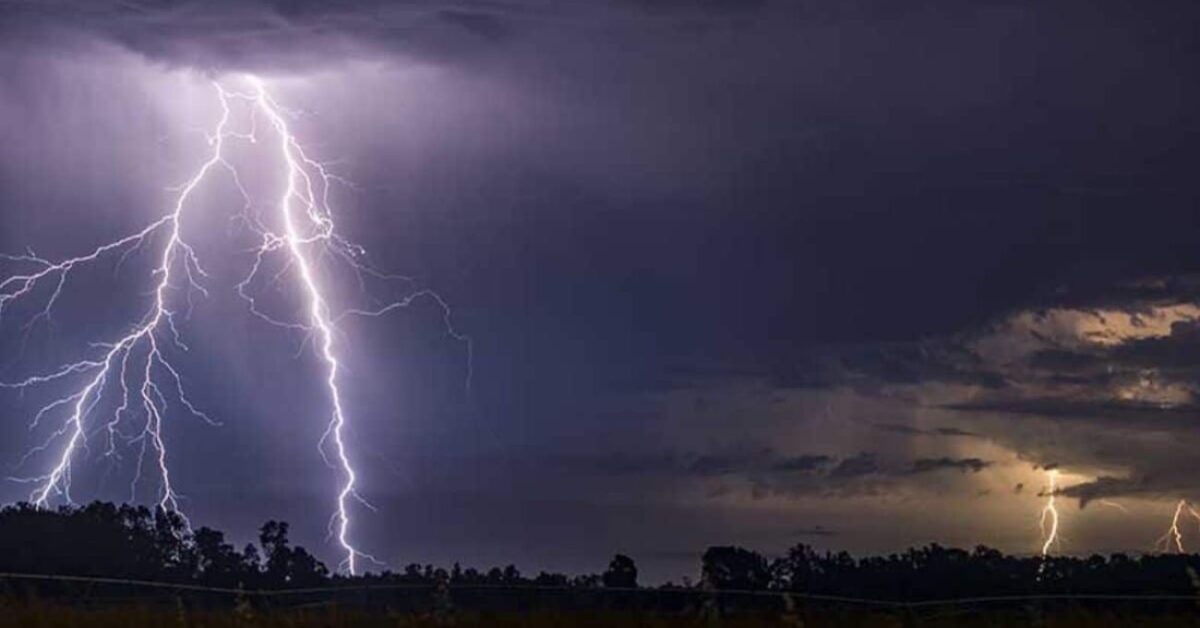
[3,0,1200,581]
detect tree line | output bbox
[1,502,1198,601]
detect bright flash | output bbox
[1039,469,1060,557]
[1156,499,1200,554]
[0,75,469,574]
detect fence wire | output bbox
[3,571,1199,611]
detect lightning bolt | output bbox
[1156,499,1200,554]
[244,76,376,575]
[0,75,468,574]
[1039,469,1060,557]
[1098,499,1130,514]
[0,90,232,515]
[1034,474,1200,558]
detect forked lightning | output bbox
[0,75,468,574]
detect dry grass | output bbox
[0,600,1199,627]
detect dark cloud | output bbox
[686,448,773,477]
[1053,460,1200,507]
[838,343,1007,390]
[793,525,839,537]
[933,427,976,437]
[1026,348,1107,372]
[771,454,832,473]
[1016,275,1200,315]
[827,453,879,480]
[1110,320,1200,370]
[1057,476,1164,508]
[0,0,781,72]
[0,1,513,69]
[908,457,990,475]
[4,0,1200,580]
[551,448,828,480]
[873,423,977,438]
[944,398,1200,426]
[557,447,989,499]
[874,423,925,436]
[1018,319,1200,387]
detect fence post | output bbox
[779,592,804,627]
[234,586,256,627]
[699,575,721,626]
[1187,566,1200,611]
[1024,600,1046,628]
[174,592,188,627]
[432,572,456,625]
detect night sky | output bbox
[3,0,1200,582]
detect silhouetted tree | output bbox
[5,500,1200,606]
[603,554,638,588]
[534,571,569,586]
[259,521,327,587]
[701,546,770,590]
[194,527,254,588]
[770,543,821,592]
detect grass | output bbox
[2,600,1200,628]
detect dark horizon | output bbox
[6,500,1200,597]
[3,0,1200,583]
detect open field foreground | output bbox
[2,600,1200,628]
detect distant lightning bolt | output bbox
[1039,469,1060,557]
[1098,499,1130,514]
[1156,499,1200,554]
[1037,482,1200,557]
[0,75,468,574]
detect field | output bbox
[2,601,1200,628]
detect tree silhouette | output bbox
[0,502,324,588]
[193,527,258,588]
[2,501,1200,604]
[259,521,327,587]
[602,554,638,588]
[701,546,771,590]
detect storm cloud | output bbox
[2,0,1200,582]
